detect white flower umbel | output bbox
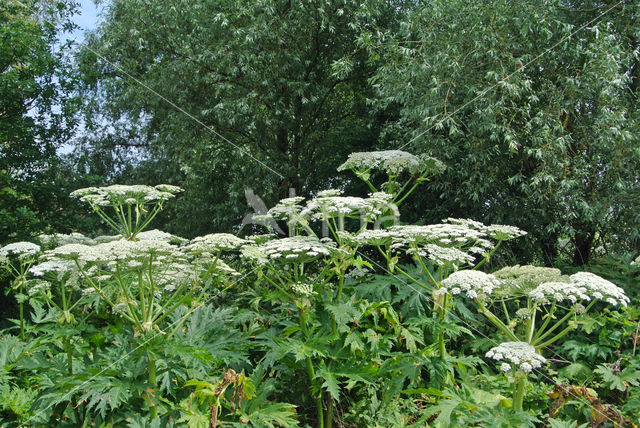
[350,229,401,247]
[260,236,332,264]
[266,197,307,221]
[441,270,502,299]
[408,244,475,268]
[485,342,546,373]
[493,265,568,295]
[569,272,630,307]
[529,282,590,305]
[136,229,188,245]
[46,239,176,263]
[37,233,96,248]
[291,282,317,297]
[0,242,41,260]
[71,184,182,206]
[303,194,376,220]
[70,184,183,240]
[388,224,489,248]
[30,259,76,278]
[444,218,527,241]
[186,233,250,253]
[337,150,445,176]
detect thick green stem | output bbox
[299,308,324,428]
[532,309,575,346]
[19,299,24,340]
[480,307,519,341]
[513,376,526,412]
[536,325,575,349]
[474,240,502,270]
[146,353,158,419]
[325,395,333,428]
[65,336,73,375]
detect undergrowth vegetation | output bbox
[1,151,638,427]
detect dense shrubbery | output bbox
[0,151,638,427]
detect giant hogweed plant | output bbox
[440,265,630,411]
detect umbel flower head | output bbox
[569,272,630,307]
[493,265,569,295]
[486,342,546,373]
[70,184,182,206]
[529,282,590,305]
[337,150,445,176]
[257,236,333,264]
[0,242,41,261]
[444,218,527,241]
[185,233,250,253]
[441,270,502,299]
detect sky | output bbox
[55,0,101,155]
[64,0,100,44]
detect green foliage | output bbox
[75,0,406,236]
[0,0,80,243]
[370,0,640,265]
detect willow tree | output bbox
[76,0,407,237]
[369,0,640,265]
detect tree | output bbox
[370,0,640,265]
[0,0,79,243]
[76,0,407,237]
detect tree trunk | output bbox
[572,229,595,266]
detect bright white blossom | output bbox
[186,233,250,253]
[485,342,546,373]
[29,259,76,277]
[529,282,590,305]
[258,236,332,264]
[569,272,630,307]
[444,218,527,241]
[493,265,568,294]
[441,270,502,299]
[291,282,317,297]
[388,224,489,248]
[407,244,475,268]
[136,229,188,244]
[264,197,307,222]
[71,184,182,206]
[37,233,96,247]
[0,242,41,260]
[337,150,445,176]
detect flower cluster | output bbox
[136,229,188,245]
[38,233,96,248]
[493,265,569,295]
[70,184,182,206]
[264,197,307,222]
[303,194,375,219]
[291,282,317,297]
[186,233,250,253]
[337,150,445,176]
[388,224,490,248]
[441,270,502,299]
[485,342,546,373]
[444,218,527,241]
[0,242,41,261]
[45,239,175,264]
[529,282,590,305]
[257,236,333,264]
[407,244,475,268]
[569,272,630,307]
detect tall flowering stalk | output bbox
[0,242,41,339]
[441,266,630,410]
[243,235,338,428]
[337,150,445,205]
[349,221,525,361]
[70,184,183,240]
